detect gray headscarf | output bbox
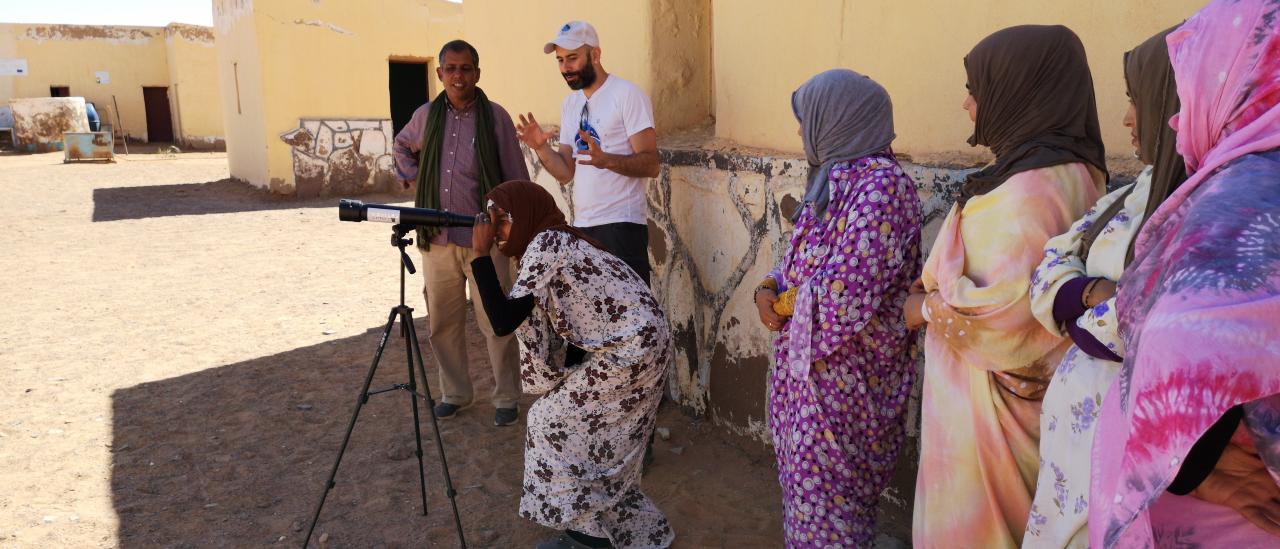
[791,69,896,221]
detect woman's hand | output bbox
[471,211,496,256]
[905,278,928,330]
[1192,442,1280,537]
[905,293,928,330]
[756,288,786,332]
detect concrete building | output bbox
[0,22,225,149]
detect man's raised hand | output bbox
[516,113,551,149]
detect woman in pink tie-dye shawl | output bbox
[1089,0,1280,547]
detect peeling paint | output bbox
[292,19,354,36]
[165,23,216,45]
[9,97,89,152]
[22,25,156,45]
[278,119,398,197]
[63,132,114,162]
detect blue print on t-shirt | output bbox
[575,109,601,154]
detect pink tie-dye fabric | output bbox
[1090,1,1280,547]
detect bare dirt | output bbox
[0,150,784,548]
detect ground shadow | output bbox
[92,179,410,222]
[109,314,542,548]
[109,310,789,548]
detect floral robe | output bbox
[1023,168,1153,548]
[512,230,675,549]
[769,154,923,548]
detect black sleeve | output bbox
[470,256,534,337]
[1167,405,1244,495]
[565,342,588,368]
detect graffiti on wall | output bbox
[278,118,399,197]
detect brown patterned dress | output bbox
[510,230,674,549]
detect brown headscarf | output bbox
[484,180,607,258]
[1079,25,1187,264]
[959,25,1108,206]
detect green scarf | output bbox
[414,88,503,249]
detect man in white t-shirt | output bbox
[516,20,659,284]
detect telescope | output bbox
[338,199,475,227]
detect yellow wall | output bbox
[0,24,170,141]
[0,26,15,103]
[165,24,225,149]
[461,0,713,136]
[215,0,269,186]
[215,0,464,190]
[713,0,1204,159]
[650,0,714,131]
[461,1,653,132]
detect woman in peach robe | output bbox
[908,25,1106,549]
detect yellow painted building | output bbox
[214,0,463,195]
[712,0,1204,161]
[0,22,224,148]
[213,0,714,195]
[461,0,712,136]
[216,0,1203,194]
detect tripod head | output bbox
[392,224,417,275]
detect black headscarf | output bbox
[958,25,1108,206]
[1079,25,1187,264]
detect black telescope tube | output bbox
[338,199,475,227]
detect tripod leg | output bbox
[403,310,468,549]
[303,308,399,549]
[398,307,430,517]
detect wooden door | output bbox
[142,87,174,142]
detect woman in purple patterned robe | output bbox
[753,69,922,548]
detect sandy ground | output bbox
[0,150,788,548]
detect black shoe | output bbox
[434,402,469,419]
[535,533,602,549]
[494,407,519,426]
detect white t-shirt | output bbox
[558,75,655,227]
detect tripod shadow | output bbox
[92,178,411,222]
[109,313,540,548]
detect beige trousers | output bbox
[419,243,520,409]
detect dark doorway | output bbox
[388,61,431,138]
[142,86,175,142]
[50,86,70,97]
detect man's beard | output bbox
[562,56,597,90]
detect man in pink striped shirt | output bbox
[393,39,529,427]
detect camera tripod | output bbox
[303,224,466,548]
